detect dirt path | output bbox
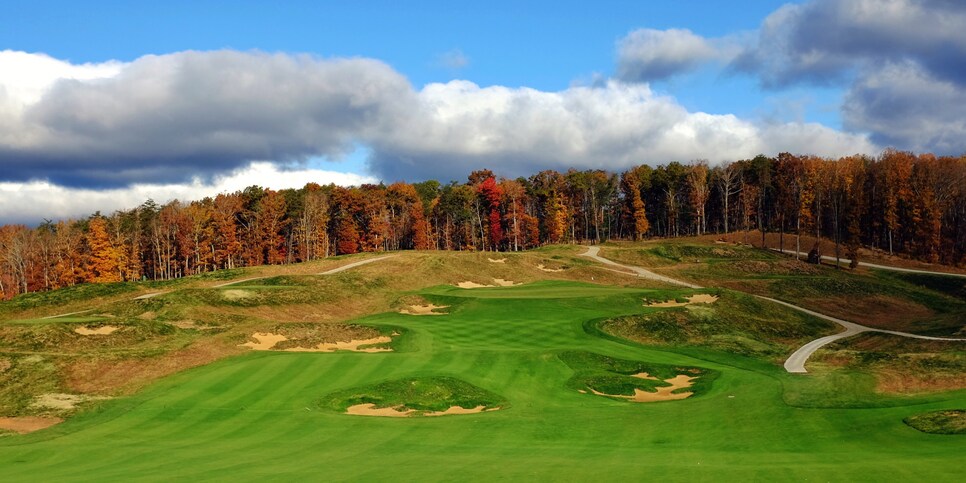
[581,246,966,373]
[319,255,397,275]
[212,277,268,288]
[580,246,702,288]
[769,248,966,279]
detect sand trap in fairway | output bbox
[646,294,719,308]
[74,326,119,336]
[0,417,63,434]
[457,281,494,289]
[241,333,393,352]
[346,404,496,417]
[487,258,507,263]
[492,279,519,286]
[590,374,697,402]
[400,304,450,315]
[537,264,564,272]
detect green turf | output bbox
[0,280,963,481]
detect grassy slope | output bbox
[1,280,964,481]
[600,240,966,391]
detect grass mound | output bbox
[598,290,834,357]
[904,410,966,434]
[558,351,715,401]
[320,376,506,414]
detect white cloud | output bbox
[616,28,721,82]
[368,79,876,181]
[0,162,376,225]
[0,48,880,217]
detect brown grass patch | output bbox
[0,358,10,373]
[0,416,63,434]
[802,295,933,331]
[875,369,966,394]
[63,338,244,395]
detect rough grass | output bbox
[904,410,966,434]
[600,289,836,359]
[320,376,508,413]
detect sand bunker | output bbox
[345,403,496,417]
[487,258,507,264]
[241,333,393,353]
[457,281,494,289]
[241,332,289,350]
[0,417,63,434]
[31,393,110,410]
[589,374,697,402]
[400,304,450,315]
[457,279,520,288]
[74,325,119,336]
[537,264,565,272]
[646,294,719,308]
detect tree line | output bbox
[2,149,964,299]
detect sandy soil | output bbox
[492,279,519,286]
[488,258,507,264]
[32,393,110,410]
[240,332,289,350]
[590,374,697,402]
[457,281,494,289]
[0,417,63,434]
[631,372,659,380]
[345,403,495,417]
[74,325,120,336]
[241,333,393,352]
[133,292,167,300]
[536,264,564,272]
[400,304,450,315]
[646,294,719,308]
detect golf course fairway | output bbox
[1,281,963,481]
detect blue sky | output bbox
[1,0,964,223]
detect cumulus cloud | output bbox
[0,162,376,225]
[0,50,412,188]
[0,48,878,199]
[734,0,966,88]
[368,80,876,182]
[728,0,966,154]
[844,61,966,153]
[616,28,720,82]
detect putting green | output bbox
[1,281,963,481]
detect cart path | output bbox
[580,246,966,373]
[318,255,398,275]
[580,246,702,288]
[769,248,966,279]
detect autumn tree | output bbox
[86,216,121,283]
